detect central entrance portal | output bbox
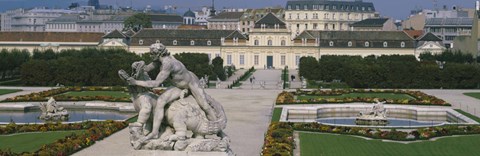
[267,56,273,69]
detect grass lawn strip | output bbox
[300,132,480,156]
[271,108,282,122]
[62,91,129,98]
[297,92,416,101]
[464,92,480,100]
[0,89,22,96]
[455,109,480,123]
[0,130,84,153]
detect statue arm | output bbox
[143,61,158,73]
[130,64,171,88]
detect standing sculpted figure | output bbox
[127,43,218,148]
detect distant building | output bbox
[424,18,472,48]
[350,18,397,31]
[240,8,284,34]
[194,7,213,25]
[45,14,182,33]
[402,5,474,31]
[149,14,183,29]
[0,32,103,51]
[285,0,378,37]
[1,8,84,32]
[183,9,196,25]
[207,12,244,30]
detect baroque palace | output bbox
[0,0,445,69]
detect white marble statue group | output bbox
[38,97,69,121]
[118,43,231,153]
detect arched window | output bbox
[268,40,273,46]
[365,41,369,47]
[254,40,259,46]
[383,42,388,47]
[329,41,334,46]
[207,40,212,46]
[139,40,144,45]
[401,42,405,48]
[190,40,195,46]
[348,41,352,47]
[173,40,177,45]
[281,40,286,46]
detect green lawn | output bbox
[271,108,282,122]
[300,132,480,156]
[0,89,22,95]
[62,91,130,98]
[455,109,480,123]
[0,130,84,153]
[297,93,416,101]
[464,92,480,100]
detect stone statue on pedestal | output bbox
[119,43,232,154]
[38,97,69,121]
[356,100,388,125]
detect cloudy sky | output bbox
[0,0,476,20]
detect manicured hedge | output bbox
[276,89,450,106]
[2,87,130,102]
[0,120,127,156]
[299,55,480,89]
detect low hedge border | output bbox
[0,120,127,155]
[276,89,450,106]
[261,122,480,156]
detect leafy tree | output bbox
[173,53,211,78]
[124,13,152,32]
[212,57,226,81]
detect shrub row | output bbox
[2,86,129,102]
[276,89,450,106]
[0,120,127,156]
[299,55,480,89]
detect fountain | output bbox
[38,97,69,121]
[355,100,388,125]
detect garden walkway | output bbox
[420,89,480,118]
[239,69,282,90]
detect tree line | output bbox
[0,48,226,86]
[299,54,480,89]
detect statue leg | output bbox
[133,87,182,149]
[132,95,152,127]
[189,83,217,121]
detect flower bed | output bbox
[2,86,164,103]
[0,120,127,155]
[276,89,450,106]
[262,122,480,156]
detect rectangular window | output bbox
[215,53,220,57]
[240,55,245,65]
[254,55,259,65]
[227,55,232,65]
[281,55,286,66]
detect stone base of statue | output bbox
[355,115,389,126]
[38,97,69,121]
[355,100,388,126]
[39,110,69,121]
[127,95,233,155]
